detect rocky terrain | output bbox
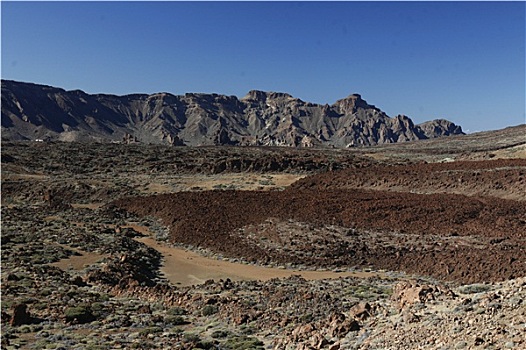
[1,80,463,147]
[115,180,526,285]
[361,124,526,162]
[1,125,525,349]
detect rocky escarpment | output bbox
[1,80,464,147]
[417,118,464,137]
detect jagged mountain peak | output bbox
[242,90,296,102]
[242,90,268,101]
[333,93,378,115]
[1,80,464,146]
[340,93,363,100]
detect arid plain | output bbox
[1,125,525,349]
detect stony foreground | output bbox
[2,203,525,349]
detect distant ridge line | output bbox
[1,79,464,147]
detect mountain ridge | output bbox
[1,79,464,147]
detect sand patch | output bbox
[169,173,305,192]
[132,227,382,287]
[50,246,106,271]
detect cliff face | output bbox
[1,80,464,146]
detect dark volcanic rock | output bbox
[10,303,32,326]
[1,79,464,147]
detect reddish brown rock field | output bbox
[114,159,526,284]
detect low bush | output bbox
[64,305,95,324]
[164,315,188,325]
[139,326,163,337]
[223,335,264,350]
[201,305,218,316]
[211,329,230,339]
[458,284,492,294]
[167,306,187,315]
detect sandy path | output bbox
[130,226,383,287]
[50,246,106,271]
[51,221,383,285]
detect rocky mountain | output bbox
[1,80,464,147]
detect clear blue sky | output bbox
[2,1,525,132]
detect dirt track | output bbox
[135,236,384,287]
[114,159,526,284]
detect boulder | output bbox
[350,302,371,320]
[392,281,456,311]
[10,303,32,326]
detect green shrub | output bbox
[223,335,264,350]
[199,342,216,350]
[239,325,255,335]
[201,305,218,316]
[139,326,163,337]
[17,325,32,333]
[40,288,53,297]
[183,333,201,343]
[167,306,187,315]
[211,329,230,339]
[91,302,104,312]
[64,305,95,324]
[164,315,188,325]
[458,284,492,294]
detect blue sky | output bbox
[2,1,525,132]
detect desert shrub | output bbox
[33,339,50,350]
[130,343,155,349]
[164,315,188,325]
[191,342,215,350]
[455,341,468,349]
[239,324,255,335]
[98,293,110,302]
[90,302,104,312]
[201,305,218,316]
[31,324,43,332]
[458,284,492,294]
[167,306,187,315]
[346,284,392,300]
[84,345,108,350]
[211,329,230,338]
[169,327,184,335]
[64,305,95,324]
[17,325,32,333]
[183,333,201,343]
[223,335,264,350]
[1,299,14,310]
[139,326,163,337]
[40,288,53,297]
[300,313,313,323]
[150,302,165,312]
[258,179,274,186]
